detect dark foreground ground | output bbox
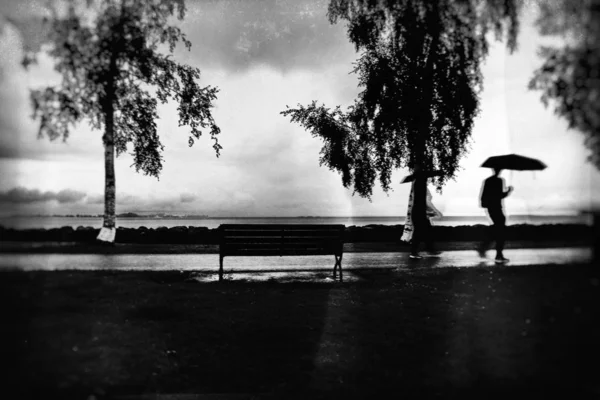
[1,264,599,399]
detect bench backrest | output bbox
[219,224,345,257]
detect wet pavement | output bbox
[0,247,591,282]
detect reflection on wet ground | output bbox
[0,247,591,282]
[190,270,361,283]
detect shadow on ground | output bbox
[311,266,600,399]
[1,265,599,399]
[0,271,332,399]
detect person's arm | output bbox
[501,178,513,198]
[426,188,443,218]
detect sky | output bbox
[0,0,599,218]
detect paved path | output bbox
[0,247,591,281]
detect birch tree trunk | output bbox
[97,61,117,243]
[96,120,116,243]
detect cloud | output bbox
[85,194,104,204]
[2,0,354,74]
[178,0,353,73]
[1,1,599,219]
[0,1,49,53]
[54,188,86,203]
[0,0,356,168]
[0,18,99,163]
[180,193,196,203]
[0,186,86,204]
[82,192,206,212]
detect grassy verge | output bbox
[1,264,599,399]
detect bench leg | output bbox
[219,255,224,282]
[333,254,343,282]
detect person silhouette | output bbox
[478,168,513,263]
[408,165,441,259]
[401,184,442,246]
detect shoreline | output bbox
[0,223,593,247]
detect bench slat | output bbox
[223,241,343,250]
[220,224,344,230]
[224,242,340,250]
[221,231,343,238]
[222,229,342,233]
[224,249,338,256]
[223,237,343,243]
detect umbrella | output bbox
[400,170,443,183]
[480,154,547,171]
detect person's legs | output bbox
[477,209,494,257]
[424,218,439,254]
[410,216,424,257]
[489,207,507,261]
[495,212,506,258]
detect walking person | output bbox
[478,168,512,263]
[401,183,443,253]
[403,166,442,259]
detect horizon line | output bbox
[2,213,586,218]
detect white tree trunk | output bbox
[97,130,116,243]
[97,84,116,243]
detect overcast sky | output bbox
[0,0,599,218]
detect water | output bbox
[0,214,592,230]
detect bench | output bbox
[218,224,345,281]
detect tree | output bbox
[281,0,521,213]
[25,0,221,242]
[528,0,600,169]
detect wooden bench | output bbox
[218,224,345,281]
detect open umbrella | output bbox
[400,170,443,184]
[481,154,546,221]
[480,154,546,171]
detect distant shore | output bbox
[0,214,592,230]
[0,223,593,253]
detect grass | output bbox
[1,264,599,399]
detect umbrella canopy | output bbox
[481,154,547,171]
[400,170,443,183]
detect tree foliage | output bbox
[282,0,521,199]
[27,0,221,178]
[528,0,600,169]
